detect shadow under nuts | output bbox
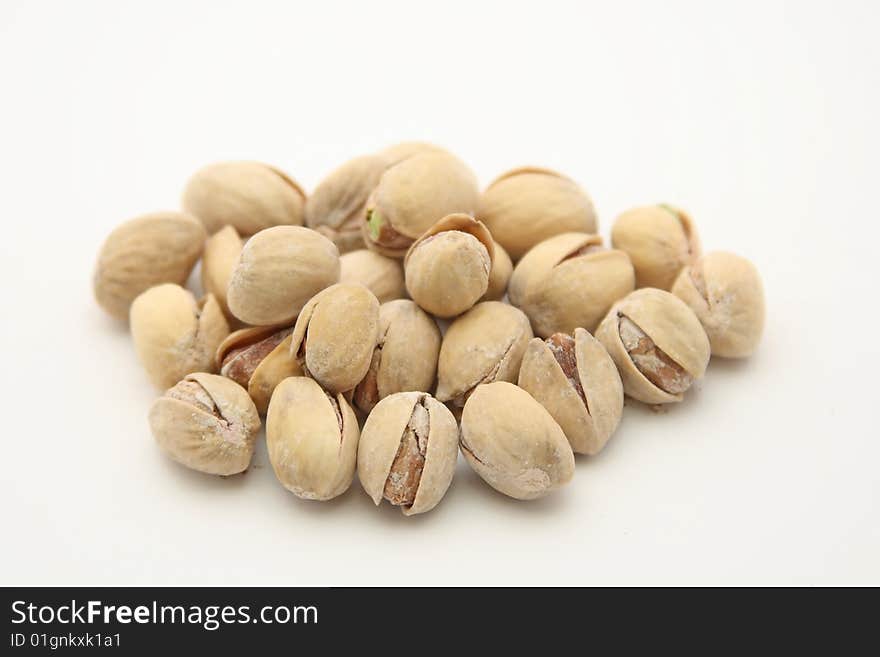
[339,249,406,304]
[358,392,459,516]
[460,381,575,500]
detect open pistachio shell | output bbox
[339,249,406,303]
[201,225,243,318]
[482,240,513,301]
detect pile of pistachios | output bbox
[93,142,765,515]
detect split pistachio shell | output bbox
[130,284,230,389]
[352,299,441,414]
[671,251,765,358]
[93,211,206,319]
[404,214,494,318]
[482,240,513,301]
[358,392,459,515]
[182,161,306,235]
[460,382,575,500]
[508,232,635,336]
[518,329,623,455]
[339,249,406,303]
[149,373,260,476]
[596,288,710,404]
[290,284,380,394]
[477,167,598,261]
[227,225,340,326]
[435,301,533,407]
[611,205,701,290]
[266,376,359,501]
[201,225,243,317]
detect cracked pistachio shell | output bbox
[182,161,306,235]
[671,251,765,358]
[611,205,701,290]
[149,373,260,476]
[266,377,359,501]
[358,392,459,516]
[290,284,380,394]
[130,284,230,389]
[201,225,243,318]
[339,249,405,303]
[404,214,494,318]
[509,232,635,336]
[482,240,513,301]
[362,151,479,258]
[477,167,598,261]
[435,301,533,407]
[380,141,449,165]
[596,288,710,404]
[227,225,340,326]
[518,329,623,455]
[352,299,441,414]
[460,382,574,500]
[93,211,206,319]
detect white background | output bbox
[1,0,877,586]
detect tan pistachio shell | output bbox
[358,392,459,516]
[130,284,229,389]
[671,251,765,358]
[93,211,206,319]
[149,373,260,476]
[266,376,359,501]
[182,161,306,235]
[339,249,406,303]
[460,381,575,500]
[201,225,243,317]
[380,141,449,166]
[482,240,513,301]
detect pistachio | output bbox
[358,392,459,515]
[201,225,243,318]
[149,373,260,475]
[476,167,598,261]
[482,240,513,301]
[460,382,575,500]
[182,161,306,235]
[290,283,380,394]
[93,211,206,319]
[404,214,494,318]
[266,376,359,501]
[611,204,701,290]
[435,301,533,407]
[596,288,710,404]
[352,299,441,414]
[226,225,340,326]
[339,249,406,303]
[380,141,449,165]
[130,284,229,389]
[518,329,624,455]
[508,232,635,336]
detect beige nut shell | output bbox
[339,249,406,303]
[201,225,243,318]
[460,381,575,500]
[266,376,359,501]
[518,329,624,455]
[93,211,206,319]
[358,392,459,516]
[380,141,449,165]
[482,240,513,301]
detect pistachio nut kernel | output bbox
[404,214,494,318]
[352,299,442,414]
[611,204,701,290]
[518,329,624,455]
[339,249,406,303]
[481,240,513,301]
[93,211,206,319]
[149,373,260,476]
[227,225,340,326]
[130,284,230,389]
[596,288,710,404]
[182,161,306,235]
[460,382,575,500]
[289,283,380,394]
[671,251,765,359]
[358,392,459,516]
[476,167,598,261]
[266,376,359,501]
[435,301,533,407]
[201,225,243,318]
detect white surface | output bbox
[1,0,878,586]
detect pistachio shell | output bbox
[130,284,229,389]
[266,377,359,501]
[149,373,260,475]
[93,211,206,319]
[339,249,406,303]
[182,161,306,235]
[358,392,459,516]
[380,141,449,165]
[201,225,243,317]
[460,381,574,500]
[227,225,340,326]
[482,240,513,301]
